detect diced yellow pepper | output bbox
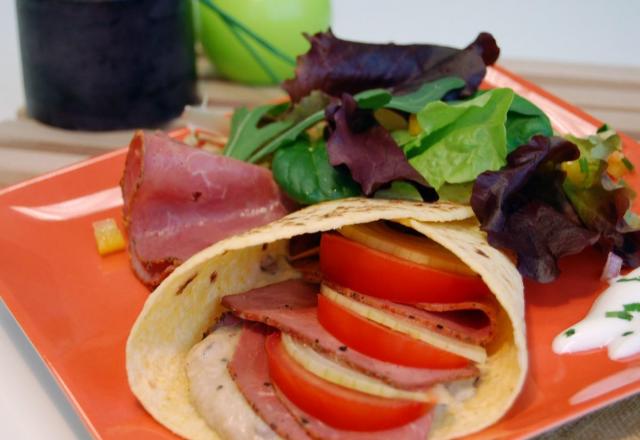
[92,218,126,256]
[561,160,587,187]
[607,151,629,179]
[374,108,408,131]
[408,114,422,136]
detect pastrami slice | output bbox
[228,324,312,440]
[326,283,498,345]
[121,131,289,287]
[222,280,479,390]
[229,323,434,440]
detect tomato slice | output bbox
[320,233,489,304]
[317,294,470,369]
[265,332,432,431]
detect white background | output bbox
[1,1,639,439]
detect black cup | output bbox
[16,0,198,130]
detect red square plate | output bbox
[1,66,640,440]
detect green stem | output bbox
[199,0,297,66]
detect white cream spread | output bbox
[553,267,640,361]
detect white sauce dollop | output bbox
[553,267,640,361]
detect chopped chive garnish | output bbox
[597,124,610,133]
[617,276,640,283]
[622,157,635,171]
[564,328,576,337]
[623,303,640,312]
[605,311,634,321]
[623,331,634,337]
[579,157,589,174]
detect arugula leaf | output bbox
[406,88,514,190]
[272,138,362,205]
[505,94,553,153]
[374,181,423,201]
[386,77,466,113]
[283,91,330,123]
[248,110,324,163]
[224,104,294,161]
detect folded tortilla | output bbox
[126,197,527,439]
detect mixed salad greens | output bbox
[218,31,638,283]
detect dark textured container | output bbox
[16,0,197,130]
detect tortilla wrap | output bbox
[126,197,527,439]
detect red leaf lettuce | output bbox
[325,94,429,196]
[471,136,599,282]
[283,30,499,103]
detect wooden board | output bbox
[0,59,638,189]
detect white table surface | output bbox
[2,1,640,439]
[0,301,91,439]
[0,4,92,438]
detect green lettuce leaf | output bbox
[354,89,392,109]
[374,181,423,201]
[437,182,475,203]
[505,94,553,153]
[405,87,514,190]
[386,77,466,113]
[272,138,362,205]
[353,77,466,113]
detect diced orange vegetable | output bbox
[607,151,630,179]
[92,218,126,255]
[408,114,422,136]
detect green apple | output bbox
[197,0,331,85]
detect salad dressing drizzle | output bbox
[553,267,640,361]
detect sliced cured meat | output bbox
[228,324,312,440]
[289,258,323,284]
[288,258,497,344]
[327,283,498,345]
[415,300,499,343]
[266,332,432,431]
[222,280,478,390]
[230,324,433,440]
[121,131,289,287]
[278,391,434,440]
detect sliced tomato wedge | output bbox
[320,233,489,304]
[265,332,432,431]
[317,294,470,369]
